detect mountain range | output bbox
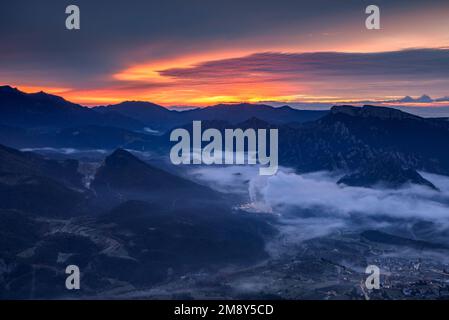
[278,105,449,176]
[1,85,449,298]
[2,86,449,188]
[394,94,449,103]
[95,101,327,130]
[0,86,326,131]
[0,86,143,130]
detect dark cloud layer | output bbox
[160,49,449,82]
[0,0,443,85]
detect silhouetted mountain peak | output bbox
[28,91,73,105]
[99,148,199,187]
[337,157,438,190]
[399,95,414,103]
[0,86,78,106]
[92,148,218,208]
[397,94,433,103]
[418,94,433,102]
[106,100,168,111]
[0,85,21,95]
[108,148,134,158]
[331,105,420,120]
[277,105,295,111]
[94,149,166,192]
[103,149,145,169]
[0,85,144,130]
[330,105,359,116]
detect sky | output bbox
[1,0,449,106]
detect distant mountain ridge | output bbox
[2,86,449,188]
[94,101,328,130]
[0,86,327,132]
[393,94,449,103]
[0,86,144,130]
[331,105,421,120]
[94,101,177,130]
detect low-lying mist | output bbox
[189,166,449,251]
